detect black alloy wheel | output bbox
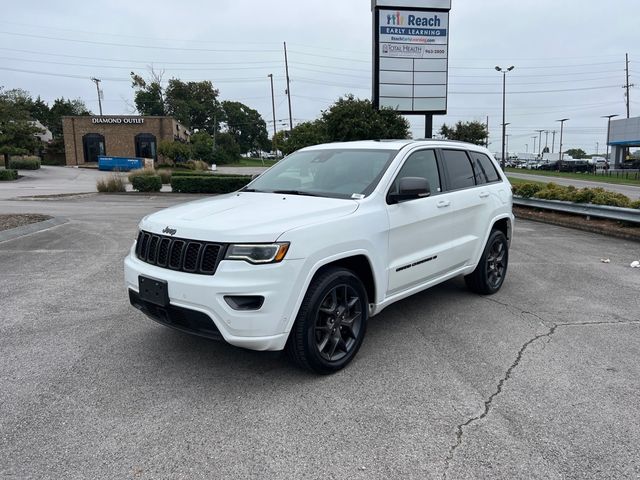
[286,267,368,374]
[315,284,363,362]
[486,237,507,290]
[464,230,509,295]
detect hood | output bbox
[140,192,359,243]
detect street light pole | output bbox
[495,65,514,169]
[557,118,569,161]
[532,136,537,156]
[268,74,277,154]
[90,77,103,115]
[536,129,544,157]
[601,114,619,164]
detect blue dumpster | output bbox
[98,156,144,171]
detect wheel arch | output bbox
[314,254,376,305]
[283,251,378,336]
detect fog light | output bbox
[224,295,264,311]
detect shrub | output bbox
[169,170,215,177]
[171,175,250,194]
[9,156,41,170]
[514,181,636,209]
[127,167,156,183]
[131,175,162,192]
[158,140,192,162]
[185,159,210,171]
[96,174,126,192]
[0,169,18,181]
[157,169,172,184]
[590,191,631,208]
[511,182,543,198]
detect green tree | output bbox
[212,132,241,164]
[221,101,270,155]
[565,148,587,159]
[275,120,329,155]
[190,131,215,164]
[165,79,223,134]
[0,88,43,167]
[439,121,488,146]
[131,70,166,116]
[29,96,51,127]
[158,140,192,162]
[48,97,91,137]
[322,95,410,142]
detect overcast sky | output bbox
[1,0,638,155]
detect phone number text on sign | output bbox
[380,43,447,59]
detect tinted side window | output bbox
[470,151,501,184]
[391,149,441,195]
[441,149,475,190]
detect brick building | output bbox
[61,115,190,166]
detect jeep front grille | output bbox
[135,230,225,275]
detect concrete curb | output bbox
[0,217,68,243]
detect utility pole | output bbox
[90,77,103,115]
[551,130,556,153]
[536,129,544,157]
[268,74,277,154]
[283,42,293,133]
[625,53,634,119]
[532,136,537,155]
[485,115,489,147]
[544,130,549,150]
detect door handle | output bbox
[436,200,451,208]
[479,191,490,198]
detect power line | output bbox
[0,30,283,53]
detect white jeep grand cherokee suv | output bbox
[125,140,513,373]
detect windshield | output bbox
[244,148,398,199]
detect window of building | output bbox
[441,149,475,190]
[135,133,157,160]
[82,133,105,163]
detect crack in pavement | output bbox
[441,314,640,479]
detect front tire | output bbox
[286,267,368,374]
[465,230,509,295]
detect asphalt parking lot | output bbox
[1,193,639,479]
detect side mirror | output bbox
[388,177,431,204]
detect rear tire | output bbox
[286,267,368,374]
[465,230,509,295]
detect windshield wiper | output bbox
[271,189,320,197]
[241,188,263,193]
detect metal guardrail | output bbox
[513,197,640,224]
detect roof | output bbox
[303,139,490,151]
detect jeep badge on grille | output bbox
[162,226,177,236]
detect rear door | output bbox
[436,148,488,269]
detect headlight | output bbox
[225,243,290,264]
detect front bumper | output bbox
[124,248,304,351]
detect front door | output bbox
[83,134,105,163]
[386,148,455,295]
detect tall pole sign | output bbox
[372,0,451,138]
